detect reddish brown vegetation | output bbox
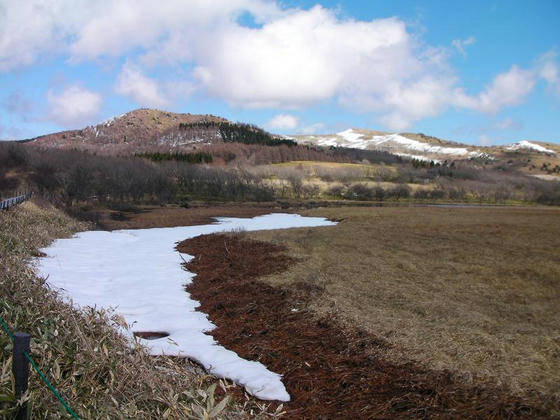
[177,234,545,419]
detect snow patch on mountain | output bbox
[507,140,555,154]
[302,129,487,159]
[394,153,441,164]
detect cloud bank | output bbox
[47,86,102,127]
[115,64,168,108]
[1,0,558,130]
[266,114,299,130]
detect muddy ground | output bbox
[178,234,545,419]
[94,203,288,230]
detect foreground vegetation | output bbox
[249,206,560,415]
[0,202,272,418]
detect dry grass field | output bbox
[248,206,560,408]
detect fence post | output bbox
[13,332,30,420]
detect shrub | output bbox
[347,183,373,200]
[388,184,411,200]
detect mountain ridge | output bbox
[19,108,560,178]
[27,109,228,150]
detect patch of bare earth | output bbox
[96,204,286,230]
[177,234,545,419]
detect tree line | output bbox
[1,141,559,207]
[179,121,297,147]
[135,151,213,163]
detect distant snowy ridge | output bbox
[299,129,486,159]
[507,140,555,154]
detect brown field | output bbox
[180,232,548,418]
[246,206,560,409]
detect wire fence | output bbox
[0,192,33,210]
[0,314,81,419]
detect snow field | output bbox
[35,214,336,402]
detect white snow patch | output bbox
[338,128,365,144]
[372,133,472,155]
[507,140,555,154]
[321,129,483,158]
[34,214,336,402]
[394,153,441,164]
[100,113,126,127]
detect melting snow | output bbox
[35,214,336,402]
[507,140,555,154]
[372,133,472,155]
[338,128,365,144]
[394,153,441,164]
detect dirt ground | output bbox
[178,234,547,419]
[94,203,287,230]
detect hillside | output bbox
[17,108,560,180]
[293,128,560,178]
[28,109,227,150]
[293,129,486,161]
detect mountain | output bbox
[23,109,560,179]
[27,109,228,151]
[292,129,487,163]
[292,128,560,178]
[293,128,559,161]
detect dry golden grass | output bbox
[0,202,276,418]
[248,205,560,410]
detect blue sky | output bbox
[1,0,559,144]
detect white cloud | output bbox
[454,65,535,114]
[300,122,326,134]
[3,2,447,128]
[115,64,168,108]
[69,1,282,61]
[265,114,299,130]
[0,1,280,70]
[494,117,522,130]
[191,6,460,130]
[478,134,493,146]
[370,76,456,130]
[47,85,102,127]
[0,1,95,71]
[536,51,560,97]
[452,36,475,57]
[193,8,427,112]
[2,1,557,131]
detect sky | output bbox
[0,0,559,145]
